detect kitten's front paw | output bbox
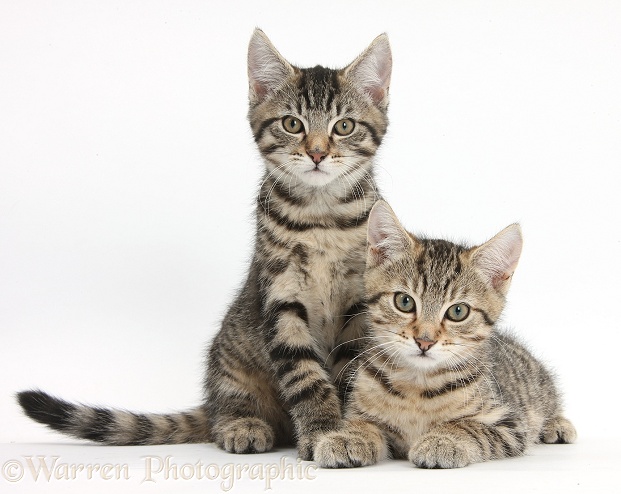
[215,418,274,454]
[541,416,577,444]
[409,433,471,469]
[297,434,319,461]
[314,431,380,468]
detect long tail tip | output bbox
[16,389,76,432]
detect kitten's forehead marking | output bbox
[415,240,464,286]
[406,239,467,318]
[297,66,340,114]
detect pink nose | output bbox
[415,338,436,352]
[308,151,327,164]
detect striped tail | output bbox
[17,390,211,445]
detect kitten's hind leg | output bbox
[207,367,292,454]
[540,416,577,444]
[314,419,388,468]
[209,384,292,454]
[206,336,293,454]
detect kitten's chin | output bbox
[299,168,338,187]
[402,350,447,371]
[292,166,353,189]
[294,156,362,187]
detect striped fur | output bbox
[17,29,392,460]
[315,201,576,468]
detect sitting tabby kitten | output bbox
[315,201,576,468]
[17,29,392,460]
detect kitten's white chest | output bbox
[262,215,368,355]
[305,242,365,349]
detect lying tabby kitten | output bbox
[316,201,576,468]
[17,29,391,460]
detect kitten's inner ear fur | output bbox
[343,33,392,107]
[247,29,296,104]
[367,200,413,267]
[471,224,523,294]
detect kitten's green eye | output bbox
[282,116,304,134]
[333,118,355,136]
[445,303,471,322]
[394,292,416,313]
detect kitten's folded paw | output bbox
[314,431,380,468]
[541,416,577,444]
[215,418,274,454]
[409,433,471,469]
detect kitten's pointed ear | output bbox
[248,29,295,104]
[344,33,392,108]
[367,200,413,267]
[471,224,523,295]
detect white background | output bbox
[1,1,620,492]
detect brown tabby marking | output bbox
[315,201,576,468]
[17,30,392,461]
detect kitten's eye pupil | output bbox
[282,116,304,134]
[394,292,416,313]
[446,303,470,322]
[333,118,355,136]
